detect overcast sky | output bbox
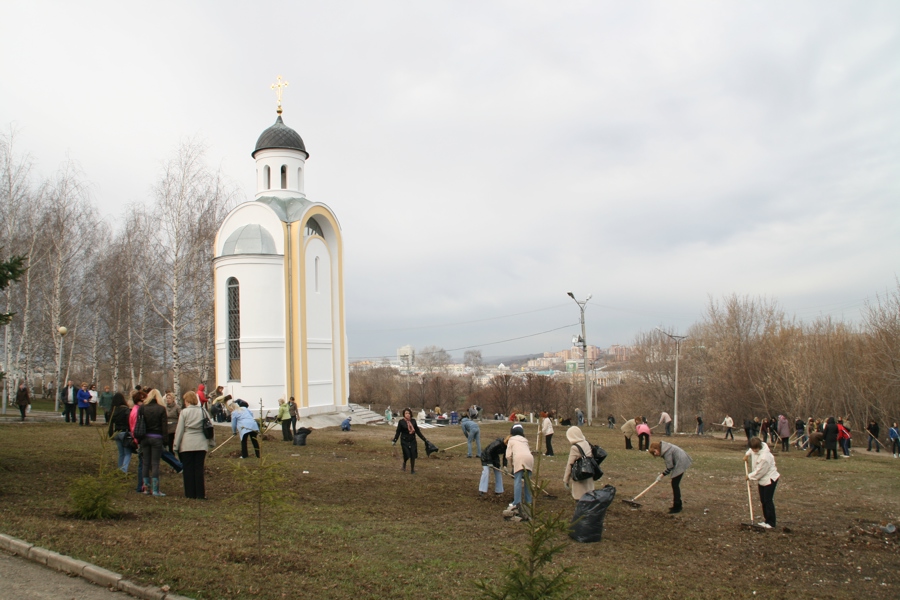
[2,1,898,361]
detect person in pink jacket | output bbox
[636,420,652,451]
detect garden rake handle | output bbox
[441,441,469,452]
[744,461,755,522]
[210,434,236,455]
[631,478,661,502]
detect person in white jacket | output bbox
[504,424,534,517]
[541,412,555,456]
[721,415,735,440]
[745,437,781,528]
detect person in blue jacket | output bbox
[231,400,260,458]
[77,382,93,426]
[890,422,900,458]
[460,415,482,458]
[341,416,352,431]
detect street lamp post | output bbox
[567,292,592,426]
[54,326,68,413]
[657,328,687,434]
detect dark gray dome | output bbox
[252,116,307,158]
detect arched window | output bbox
[263,166,271,190]
[280,165,287,189]
[227,277,241,381]
[305,217,323,237]
[314,256,319,292]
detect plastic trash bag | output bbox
[569,485,616,543]
[424,439,439,456]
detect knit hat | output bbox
[511,424,524,436]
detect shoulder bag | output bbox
[571,443,602,482]
[201,407,215,440]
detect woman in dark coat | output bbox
[823,417,839,460]
[392,407,427,474]
[15,383,30,421]
[107,393,133,473]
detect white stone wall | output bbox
[214,253,286,414]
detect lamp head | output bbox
[58,326,68,336]
[586,294,592,302]
[567,291,575,299]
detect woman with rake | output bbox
[393,408,427,474]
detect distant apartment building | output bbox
[607,345,630,362]
[397,345,415,367]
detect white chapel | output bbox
[213,83,348,417]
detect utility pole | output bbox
[567,292,592,426]
[657,328,687,434]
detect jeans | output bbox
[625,436,633,450]
[758,478,778,527]
[841,439,851,456]
[466,429,482,457]
[513,470,532,507]
[665,422,672,436]
[868,435,879,452]
[64,403,76,422]
[577,415,584,426]
[479,465,503,494]
[114,432,132,473]
[281,419,293,441]
[724,428,734,440]
[141,435,164,478]
[544,434,554,456]
[18,405,27,420]
[78,406,91,425]
[697,423,704,435]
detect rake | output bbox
[621,477,660,508]
[741,460,768,532]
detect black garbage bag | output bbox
[569,485,616,543]
[293,428,312,446]
[424,439,439,456]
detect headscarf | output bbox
[404,411,414,434]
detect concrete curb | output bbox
[0,532,190,600]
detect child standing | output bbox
[745,437,781,529]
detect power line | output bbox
[351,303,570,333]
[348,322,579,361]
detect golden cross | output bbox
[271,75,289,115]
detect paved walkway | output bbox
[0,550,121,600]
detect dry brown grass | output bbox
[0,420,898,599]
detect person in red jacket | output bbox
[197,383,208,407]
[837,419,851,457]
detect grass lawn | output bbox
[1,419,898,599]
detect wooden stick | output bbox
[630,478,661,502]
[744,461,755,522]
[209,434,235,455]
[860,428,886,448]
[441,441,469,452]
